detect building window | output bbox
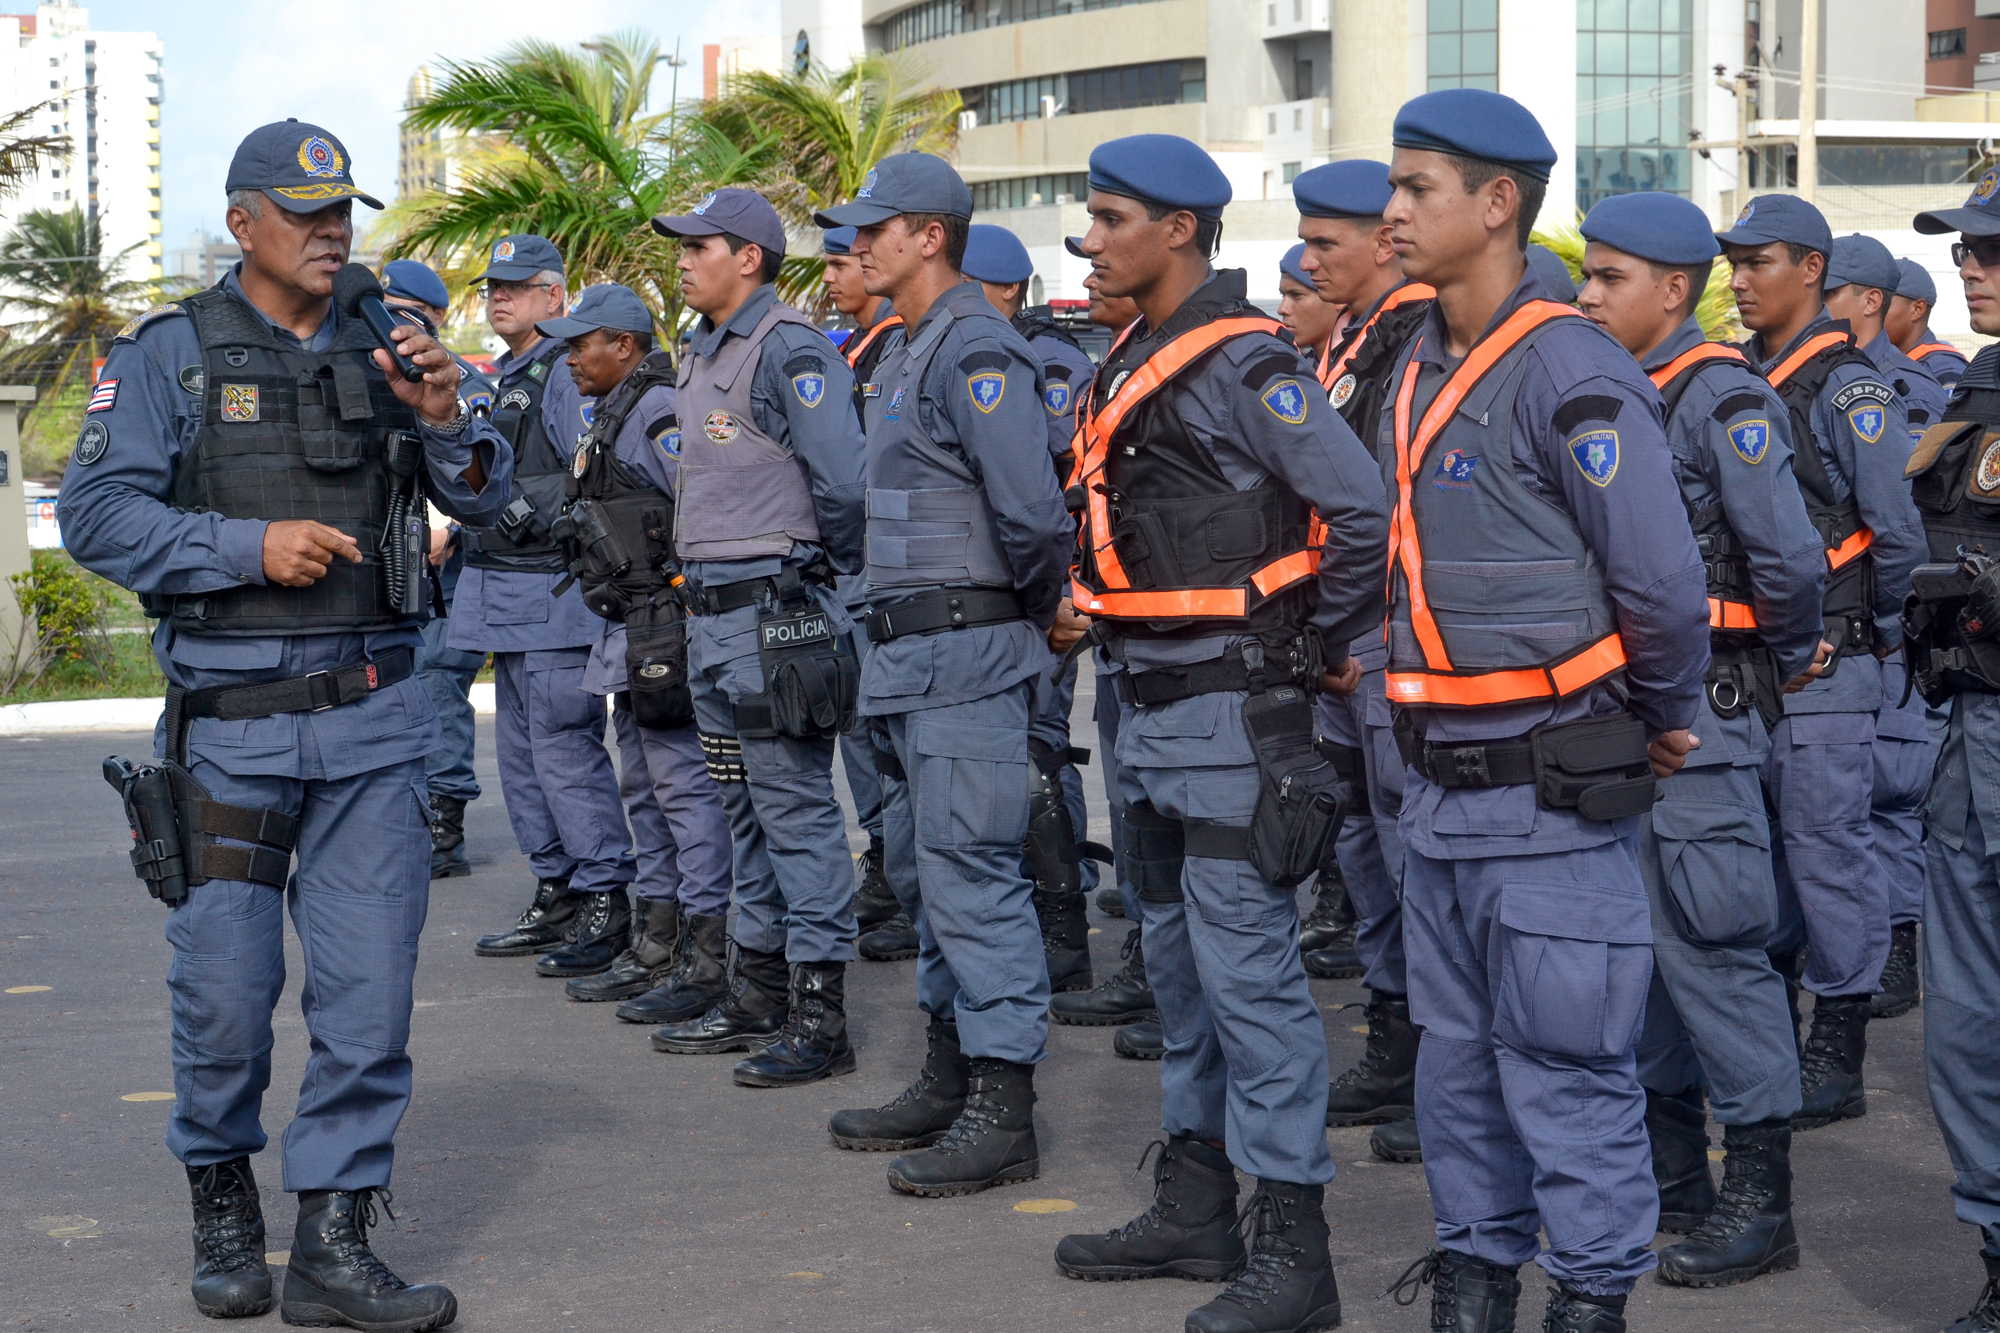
[970,171,1090,211]
[1427,0,1498,92]
[1282,161,1303,183]
[961,59,1205,125]
[1576,0,1695,212]
[1931,28,1968,60]
[883,0,1172,50]
[1268,111,1277,132]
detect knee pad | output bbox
[699,732,746,784]
[1120,801,1186,905]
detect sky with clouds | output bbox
[75,1,779,247]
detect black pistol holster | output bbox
[1904,550,2000,704]
[102,755,296,907]
[1025,739,1113,895]
[733,568,859,741]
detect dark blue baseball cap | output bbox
[1280,243,1313,287]
[535,283,655,339]
[814,153,973,227]
[1392,90,1556,182]
[382,259,449,310]
[822,226,858,256]
[1088,134,1231,220]
[1579,191,1720,266]
[476,234,565,283]
[1915,165,2000,237]
[1715,194,1833,257]
[1064,235,1086,258]
[1824,233,1900,293]
[1527,244,1576,302]
[1292,159,1393,219]
[1896,257,1938,304]
[654,187,788,257]
[226,119,382,213]
[962,224,1033,284]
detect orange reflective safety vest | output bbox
[1069,315,1323,627]
[1647,341,1764,634]
[1908,341,1958,363]
[1383,300,1630,707]
[842,314,903,371]
[1317,282,1437,394]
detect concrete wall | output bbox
[886,0,1207,92]
[1330,0,1410,163]
[1768,0,1926,120]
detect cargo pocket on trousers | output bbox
[1651,796,1777,947]
[913,718,1031,850]
[1492,879,1651,1061]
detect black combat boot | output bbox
[650,945,790,1054]
[616,911,728,1024]
[1185,1179,1341,1332]
[1052,925,1155,1025]
[1115,1019,1165,1060]
[1370,1116,1423,1163]
[1794,994,1870,1129]
[858,910,920,962]
[886,1058,1039,1197]
[1054,1136,1245,1282]
[1873,921,1921,1019]
[534,886,632,978]
[1947,1245,2000,1332]
[830,1014,968,1150]
[1299,864,1355,954]
[853,835,898,929]
[1386,1248,1521,1333]
[1097,885,1127,918]
[1646,1085,1715,1234]
[186,1157,272,1319]
[1325,991,1417,1127]
[1037,887,1095,993]
[472,877,578,956]
[281,1189,456,1333]
[1656,1118,1799,1287]
[427,794,468,880]
[565,896,679,1001]
[1541,1285,1625,1333]
[734,961,858,1086]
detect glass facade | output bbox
[1427,0,1498,92]
[1576,0,1694,211]
[961,59,1205,126]
[882,0,1170,50]
[971,172,1090,211]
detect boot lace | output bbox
[926,1077,1012,1160]
[321,1189,406,1291]
[875,1029,949,1113]
[1332,1001,1391,1090]
[1878,943,1914,996]
[1680,1144,1770,1250]
[1798,1010,1852,1088]
[1962,1268,2000,1331]
[1384,1249,1442,1307]
[1097,927,1145,991]
[1212,1186,1304,1310]
[1099,1141,1177,1241]
[771,974,826,1046]
[191,1162,263,1273]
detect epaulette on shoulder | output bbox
[113,302,185,343]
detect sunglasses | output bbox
[1952,238,2000,270]
[481,281,557,300]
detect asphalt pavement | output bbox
[0,689,1981,1333]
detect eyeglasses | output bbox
[481,281,557,301]
[1952,238,2000,270]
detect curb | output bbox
[0,683,498,735]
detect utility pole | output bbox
[1798,0,1818,203]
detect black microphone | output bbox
[332,263,426,383]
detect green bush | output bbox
[3,547,114,693]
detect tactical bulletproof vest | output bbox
[864,291,1018,595]
[1318,282,1434,464]
[672,300,823,562]
[1384,302,1626,707]
[562,351,680,619]
[463,340,568,571]
[1909,345,2000,562]
[1070,278,1318,640]
[1010,308,1085,355]
[1651,343,1763,636]
[145,284,420,636]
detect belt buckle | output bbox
[303,670,338,711]
[1447,746,1490,786]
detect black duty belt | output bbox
[1118,655,1254,707]
[177,646,415,722]
[865,588,1025,643]
[1405,732,1539,789]
[689,577,784,616]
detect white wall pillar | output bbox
[1498,0,1579,229]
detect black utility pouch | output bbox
[1528,713,1657,822]
[740,596,859,740]
[1241,651,1347,888]
[624,596,696,730]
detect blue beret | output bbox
[1896,257,1937,304]
[1292,159,1392,219]
[822,226,857,256]
[1916,165,2000,238]
[1392,89,1556,182]
[1715,194,1833,257]
[1824,233,1900,293]
[382,259,449,310]
[962,224,1034,284]
[1526,244,1576,303]
[1280,243,1313,287]
[1579,191,1720,266]
[1088,134,1230,220]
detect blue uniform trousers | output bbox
[883,681,1050,1064]
[416,615,482,803]
[687,600,855,963]
[837,624,885,839]
[1314,670,1407,994]
[491,648,634,893]
[166,752,430,1193]
[1764,710,1889,995]
[1403,820,1659,1293]
[1116,690,1333,1186]
[1927,803,2000,1230]
[873,718,923,927]
[1029,656,1098,893]
[610,704,733,916]
[1874,664,1942,927]
[1634,709,1801,1125]
[1094,663,1143,920]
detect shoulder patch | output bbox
[968,369,1006,413]
[1847,403,1887,445]
[179,364,204,396]
[1569,428,1620,487]
[114,302,183,343]
[782,352,827,378]
[1241,353,1308,391]
[1552,394,1623,436]
[791,369,826,409]
[1044,363,1074,382]
[1710,391,1767,424]
[1260,378,1309,425]
[1830,380,1893,412]
[527,359,550,382]
[958,349,1011,375]
[87,378,118,413]
[1044,380,1073,416]
[73,417,108,466]
[649,414,681,458]
[1727,419,1771,465]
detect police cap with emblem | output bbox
[1579,190,1721,266]
[1087,135,1231,219]
[1064,235,1086,258]
[1915,165,2000,237]
[535,283,655,340]
[1391,89,1557,182]
[382,259,449,311]
[962,225,1034,284]
[654,186,789,257]
[822,225,858,256]
[226,119,382,213]
[476,234,564,283]
[1714,194,1834,259]
[1292,159,1393,219]
[814,153,973,228]
[1895,257,1938,305]
[1823,233,1901,294]
[1280,243,1313,288]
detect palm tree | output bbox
[0,101,70,203]
[0,206,149,391]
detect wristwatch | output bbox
[425,395,471,436]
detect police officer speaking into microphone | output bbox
[63,120,513,1331]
